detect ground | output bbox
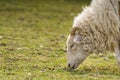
[0,0,120,80]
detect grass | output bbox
[0,0,120,80]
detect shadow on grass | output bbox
[63,66,120,76]
[40,64,120,76]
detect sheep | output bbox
[66,0,120,69]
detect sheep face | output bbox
[66,27,91,69]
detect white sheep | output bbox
[66,0,120,69]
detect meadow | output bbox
[0,0,120,80]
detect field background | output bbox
[0,0,120,80]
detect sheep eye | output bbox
[70,44,74,48]
[70,44,77,50]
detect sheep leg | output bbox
[115,42,120,68]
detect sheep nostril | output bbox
[72,66,75,69]
[71,63,75,69]
[68,63,70,67]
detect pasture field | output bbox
[0,0,120,80]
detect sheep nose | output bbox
[68,63,70,67]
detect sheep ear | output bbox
[73,35,83,43]
[70,27,82,36]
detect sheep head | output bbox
[66,27,92,69]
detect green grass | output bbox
[0,0,120,80]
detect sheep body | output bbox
[66,0,120,69]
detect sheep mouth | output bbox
[68,63,79,69]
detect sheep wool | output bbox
[72,0,120,54]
